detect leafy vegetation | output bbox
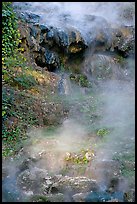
[64,148,95,164]
[96,128,110,137]
[29,195,50,202]
[2,2,21,62]
[70,73,91,87]
[2,2,40,154]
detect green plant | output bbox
[2,123,21,145]
[2,2,21,61]
[13,73,37,89]
[30,195,49,202]
[64,149,95,164]
[70,73,91,87]
[2,87,15,122]
[96,128,110,137]
[3,54,37,89]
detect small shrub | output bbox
[64,149,95,164]
[96,128,110,137]
[70,73,91,87]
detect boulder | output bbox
[50,176,99,194]
[17,12,40,24]
[55,28,87,53]
[44,49,60,71]
[35,48,60,71]
[109,26,135,57]
[16,168,52,195]
[72,192,89,202]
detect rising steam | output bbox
[3,2,135,202]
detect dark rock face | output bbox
[84,15,112,50]
[16,11,87,71]
[44,50,60,71]
[84,15,135,57]
[16,10,134,75]
[110,26,135,57]
[17,12,40,24]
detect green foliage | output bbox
[96,128,110,137]
[2,2,20,61]
[2,126,21,141]
[30,195,49,202]
[13,73,37,89]
[2,2,30,90]
[70,73,91,87]
[3,54,37,89]
[2,87,14,120]
[3,53,26,69]
[64,149,95,164]
[2,88,40,157]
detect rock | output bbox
[85,191,112,202]
[107,198,119,202]
[30,25,40,39]
[35,48,60,71]
[39,25,87,55]
[43,27,55,48]
[110,26,135,57]
[50,176,98,194]
[54,28,69,49]
[40,24,51,33]
[84,15,112,50]
[15,4,134,75]
[17,12,40,24]
[115,36,134,57]
[17,168,51,194]
[29,36,40,52]
[46,193,64,202]
[85,191,124,202]
[83,54,117,82]
[72,192,89,202]
[44,49,60,71]
[67,29,87,53]
[85,15,135,56]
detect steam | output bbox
[13,2,135,26]
[21,119,88,174]
[13,2,135,43]
[94,79,134,157]
[3,2,135,202]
